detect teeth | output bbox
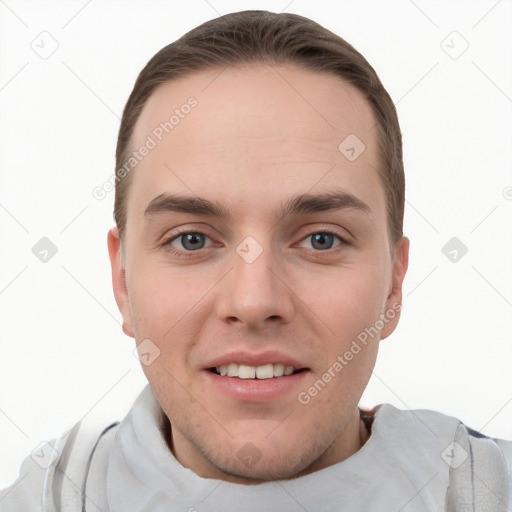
[214,363,299,379]
[284,366,294,376]
[238,365,256,379]
[273,364,285,377]
[227,363,238,377]
[256,364,273,379]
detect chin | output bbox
[211,455,310,483]
[201,435,330,483]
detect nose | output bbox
[215,238,295,330]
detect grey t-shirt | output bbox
[2,384,511,511]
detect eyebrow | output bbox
[143,190,371,221]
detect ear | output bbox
[107,226,135,338]
[380,236,409,340]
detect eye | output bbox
[298,231,346,251]
[165,231,212,252]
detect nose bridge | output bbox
[217,235,293,326]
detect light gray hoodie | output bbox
[1,384,511,511]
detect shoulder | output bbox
[369,403,512,509]
[0,419,119,512]
[446,420,512,510]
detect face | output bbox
[108,64,409,483]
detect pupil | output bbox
[182,233,204,251]
[312,233,333,250]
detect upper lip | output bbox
[205,350,308,370]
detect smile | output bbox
[211,363,305,379]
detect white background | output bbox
[1,0,511,488]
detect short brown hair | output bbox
[114,10,404,255]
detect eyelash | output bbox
[161,228,349,258]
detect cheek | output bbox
[129,271,201,399]
[298,286,381,414]
[301,264,389,340]
[128,267,198,358]
[129,259,191,322]
[127,261,224,386]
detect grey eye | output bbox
[174,233,207,251]
[310,233,336,250]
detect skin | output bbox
[108,64,409,483]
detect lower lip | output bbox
[204,370,309,403]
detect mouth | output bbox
[204,359,310,403]
[208,363,308,379]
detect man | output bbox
[1,10,510,511]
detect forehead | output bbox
[133,64,376,149]
[128,64,383,223]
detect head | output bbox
[108,10,409,482]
